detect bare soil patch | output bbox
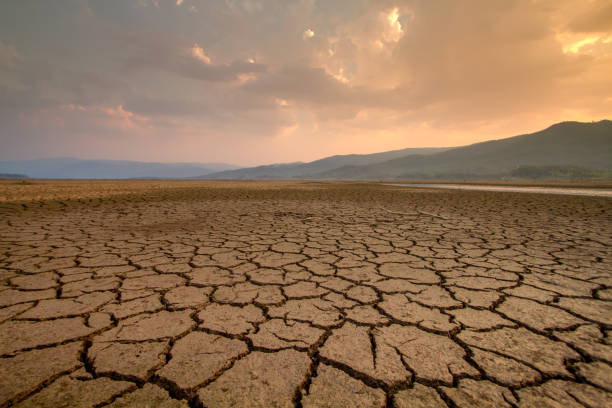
[1,180,611,407]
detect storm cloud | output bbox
[1,0,610,165]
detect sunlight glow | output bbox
[275,98,289,107]
[332,67,349,83]
[559,33,611,54]
[388,7,402,34]
[303,29,315,39]
[191,43,211,64]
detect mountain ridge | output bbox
[2,120,609,180]
[0,158,240,179]
[200,147,451,179]
[311,120,611,180]
[202,120,611,180]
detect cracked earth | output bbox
[0,180,611,407]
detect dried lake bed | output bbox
[0,180,611,407]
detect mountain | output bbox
[0,173,28,179]
[0,158,240,179]
[201,147,451,179]
[312,120,612,180]
[4,120,609,180]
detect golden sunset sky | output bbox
[1,0,611,165]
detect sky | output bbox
[1,0,611,166]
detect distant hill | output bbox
[4,121,609,180]
[201,147,451,179]
[312,120,612,180]
[0,173,28,179]
[0,158,240,179]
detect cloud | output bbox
[117,30,267,82]
[225,0,263,14]
[191,43,211,64]
[246,65,354,106]
[137,0,159,8]
[0,0,610,165]
[566,1,612,33]
[303,29,315,39]
[0,40,21,69]
[178,58,267,82]
[384,7,403,43]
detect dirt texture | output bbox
[0,180,611,407]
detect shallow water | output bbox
[385,183,612,198]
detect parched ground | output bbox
[0,180,611,408]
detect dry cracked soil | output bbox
[0,180,611,407]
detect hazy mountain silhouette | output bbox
[202,120,611,180]
[201,147,450,179]
[0,173,28,179]
[0,158,239,179]
[3,120,609,180]
[312,120,611,179]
